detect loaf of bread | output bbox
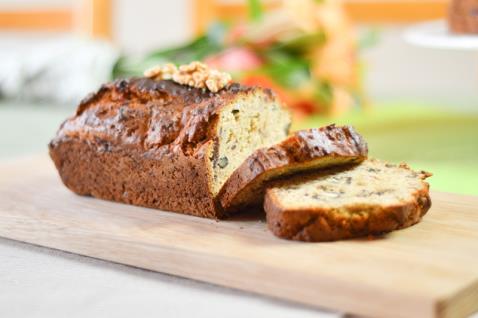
[50,62,432,242]
[218,125,368,213]
[265,159,432,242]
[448,0,478,34]
[49,77,291,218]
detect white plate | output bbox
[404,20,478,51]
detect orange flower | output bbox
[311,39,357,87]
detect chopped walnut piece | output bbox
[144,61,232,93]
[205,69,232,93]
[144,63,177,80]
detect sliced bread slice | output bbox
[218,125,368,213]
[264,159,432,242]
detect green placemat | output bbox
[295,104,478,196]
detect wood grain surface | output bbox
[0,155,477,318]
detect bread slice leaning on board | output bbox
[218,125,368,214]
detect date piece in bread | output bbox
[49,78,291,218]
[218,125,368,213]
[265,159,432,242]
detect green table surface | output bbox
[295,103,478,196]
[1,101,477,195]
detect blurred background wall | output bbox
[1,0,476,108]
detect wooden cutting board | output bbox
[1,155,477,318]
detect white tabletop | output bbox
[0,238,338,318]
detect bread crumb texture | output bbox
[271,159,431,209]
[211,93,291,194]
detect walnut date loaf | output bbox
[49,78,291,218]
[265,159,432,242]
[217,125,368,213]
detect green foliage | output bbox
[273,32,326,54]
[260,49,310,88]
[110,2,342,111]
[313,81,333,106]
[358,27,381,50]
[113,23,228,78]
[247,0,263,22]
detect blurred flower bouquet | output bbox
[114,0,363,117]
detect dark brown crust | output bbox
[49,77,275,219]
[264,165,432,242]
[448,0,478,34]
[49,138,221,218]
[217,125,368,213]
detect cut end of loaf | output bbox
[209,90,291,196]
